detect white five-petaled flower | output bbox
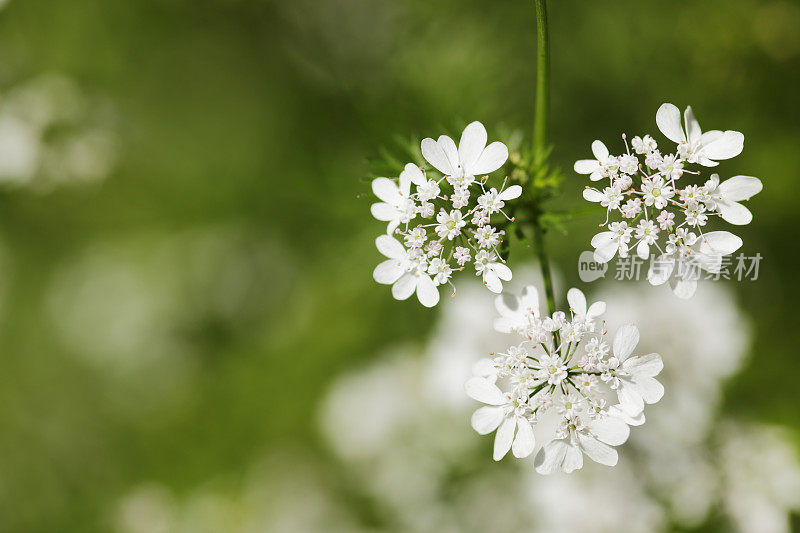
[574,140,620,181]
[421,121,509,185]
[656,103,744,167]
[648,231,743,299]
[370,163,426,235]
[703,174,763,225]
[372,235,439,307]
[467,286,662,474]
[473,250,512,294]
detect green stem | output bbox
[532,221,557,317]
[532,0,550,167]
[531,0,556,319]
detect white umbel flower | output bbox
[370,122,519,306]
[577,103,762,298]
[466,285,663,474]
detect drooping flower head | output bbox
[371,121,521,306]
[466,286,664,474]
[577,103,762,298]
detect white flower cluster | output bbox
[371,121,520,307]
[465,286,664,473]
[576,103,763,298]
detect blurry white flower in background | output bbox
[45,225,292,412]
[316,269,800,532]
[114,453,360,533]
[0,74,117,190]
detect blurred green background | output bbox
[0,0,799,531]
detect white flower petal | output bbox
[717,200,753,225]
[582,188,604,202]
[535,439,568,475]
[370,202,395,222]
[636,240,650,260]
[391,273,417,300]
[617,381,644,415]
[421,137,455,175]
[415,274,440,307]
[437,135,460,173]
[375,234,405,259]
[622,353,663,377]
[519,286,540,315]
[574,159,600,175]
[609,404,645,426]
[697,231,742,256]
[567,288,587,317]
[589,416,630,446]
[593,241,619,264]
[492,263,512,281]
[613,324,640,361]
[577,433,618,467]
[458,121,488,170]
[562,442,584,473]
[464,377,505,405]
[718,175,762,201]
[400,162,427,187]
[684,106,702,143]
[371,177,401,205]
[590,231,614,248]
[483,270,502,293]
[470,141,509,176]
[631,375,665,405]
[587,301,606,319]
[656,103,686,144]
[373,259,404,285]
[703,130,744,160]
[647,254,674,286]
[498,184,522,201]
[512,418,536,458]
[670,275,697,299]
[591,140,609,161]
[493,417,515,461]
[471,406,505,435]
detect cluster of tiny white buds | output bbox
[577,103,763,298]
[466,286,664,473]
[371,121,522,307]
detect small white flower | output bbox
[704,173,763,225]
[427,257,452,286]
[606,325,664,416]
[641,176,674,209]
[474,250,512,293]
[434,209,466,240]
[619,154,639,175]
[416,178,440,202]
[574,140,620,181]
[534,414,629,474]
[631,134,657,154]
[404,226,427,248]
[634,219,659,259]
[372,235,440,307]
[656,103,744,167]
[421,121,509,185]
[592,221,633,263]
[493,285,541,335]
[453,246,471,266]
[649,231,743,299]
[450,187,470,209]
[620,198,643,218]
[656,210,675,229]
[466,378,536,460]
[474,225,501,249]
[370,162,426,234]
[582,185,623,210]
[534,354,568,385]
[684,202,708,227]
